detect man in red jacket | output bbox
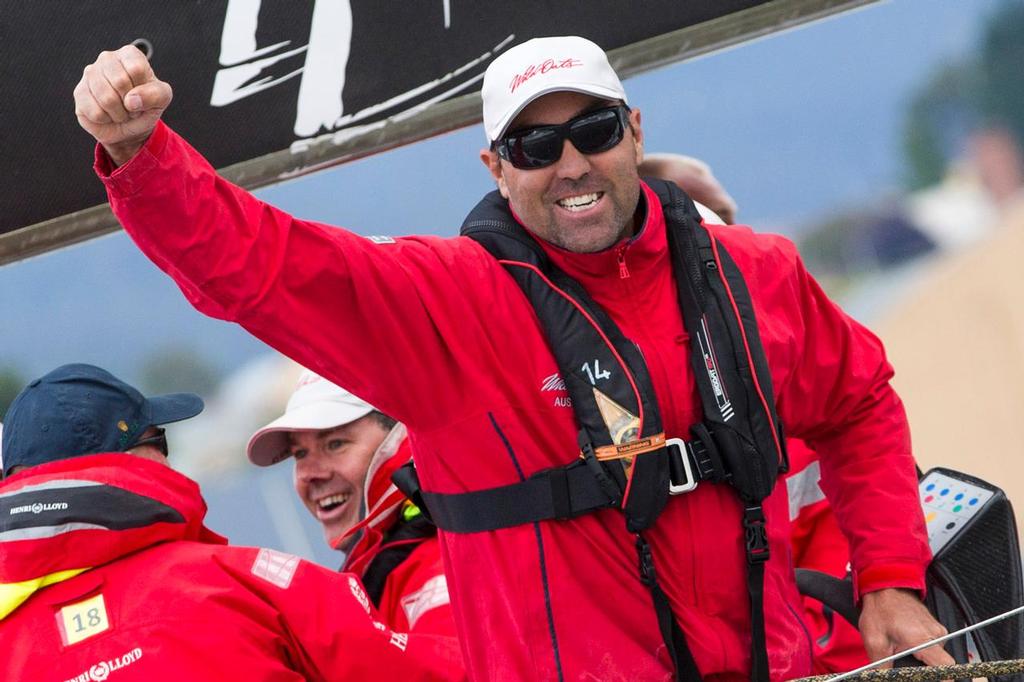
[248,368,458,637]
[0,363,463,681]
[75,37,951,679]
[641,155,871,673]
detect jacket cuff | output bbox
[853,562,927,602]
[93,120,170,198]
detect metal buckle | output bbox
[666,438,698,495]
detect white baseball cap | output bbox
[247,370,376,466]
[482,36,627,144]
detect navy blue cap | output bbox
[1,363,204,477]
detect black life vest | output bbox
[360,509,437,607]
[395,179,787,681]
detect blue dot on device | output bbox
[940,489,949,496]
[926,483,935,491]
[969,498,978,505]
[955,493,964,501]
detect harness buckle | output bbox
[636,535,656,587]
[743,505,770,564]
[666,438,699,495]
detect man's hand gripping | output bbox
[859,587,956,668]
[74,44,172,167]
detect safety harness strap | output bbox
[744,505,771,682]
[418,459,616,533]
[403,438,712,534]
[637,534,703,682]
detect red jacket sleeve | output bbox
[96,122,485,432]
[224,548,465,681]
[715,228,930,599]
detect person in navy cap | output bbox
[0,363,463,681]
[1,362,201,477]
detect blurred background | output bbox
[1,0,1022,568]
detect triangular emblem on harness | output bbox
[593,387,641,477]
[593,388,639,445]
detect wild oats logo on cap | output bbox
[508,57,583,94]
[481,36,627,143]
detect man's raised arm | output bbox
[72,46,480,431]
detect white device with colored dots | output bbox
[919,469,996,556]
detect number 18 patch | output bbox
[56,594,110,646]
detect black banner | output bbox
[0,0,872,263]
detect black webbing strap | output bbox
[744,505,771,682]
[637,535,703,681]
[399,454,704,679]
[419,459,617,533]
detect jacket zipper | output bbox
[617,245,630,279]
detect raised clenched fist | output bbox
[73,44,173,166]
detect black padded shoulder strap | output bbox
[647,178,786,503]
[648,178,783,682]
[462,192,669,532]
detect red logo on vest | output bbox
[509,58,583,94]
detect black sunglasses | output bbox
[496,105,631,170]
[131,427,169,457]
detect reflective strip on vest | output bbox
[786,459,825,521]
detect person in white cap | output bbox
[249,370,395,548]
[248,369,461,649]
[77,36,949,680]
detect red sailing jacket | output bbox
[0,454,463,681]
[97,122,930,681]
[341,426,459,637]
[785,440,870,673]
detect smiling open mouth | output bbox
[556,192,603,212]
[317,493,349,513]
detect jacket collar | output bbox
[0,454,225,620]
[338,425,412,574]
[525,181,668,286]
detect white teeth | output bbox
[318,494,348,510]
[557,192,601,211]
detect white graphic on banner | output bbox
[294,0,353,136]
[213,0,511,143]
[212,0,308,107]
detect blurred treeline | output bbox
[800,1,1024,287]
[0,346,221,417]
